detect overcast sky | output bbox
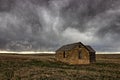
[0,0,120,52]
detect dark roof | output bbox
[85,45,96,52]
[56,42,84,51]
[56,42,95,52]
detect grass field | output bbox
[0,53,120,80]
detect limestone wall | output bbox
[55,46,91,64]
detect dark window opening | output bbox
[63,51,65,58]
[78,51,82,59]
[79,45,81,48]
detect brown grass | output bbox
[0,53,120,80]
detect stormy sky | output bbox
[0,0,120,52]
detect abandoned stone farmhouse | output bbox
[55,42,96,64]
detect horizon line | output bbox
[0,50,120,54]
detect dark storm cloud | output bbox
[0,0,14,12]
[0,0,120,51]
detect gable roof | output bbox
[85,45,96,52]
[56,42,95,53]
[56,42,84,52]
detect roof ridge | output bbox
[56,42,84,51]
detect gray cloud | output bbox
[0,0,120,51]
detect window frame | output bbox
[78,51,82,59]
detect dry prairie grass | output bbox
[0,53,120,80]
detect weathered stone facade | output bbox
[55,42,96,65]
